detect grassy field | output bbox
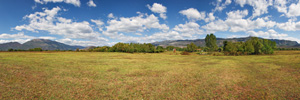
[0,51,300,99]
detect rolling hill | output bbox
[0,39,84,51]
[152,37,300,48]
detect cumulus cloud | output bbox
[274,0,287,14]
[226,9,248,19]
[173,22,204,38]
[87,0,96,7]
[91,19,104,31]
[213,0,232,12]
[247,29,288,38]
[57,38,110,46]
[234,0,273,18]
[106,21,205,43]
[34,0,81,7]
[147,3,167,19]
[145,31,184,42]
[0,32,34,39]
[14,7,107,42]
[286,1,300,17]
[203,9,276,33]
[179,8,206,21]
[276,19,300,31]
[226,18,276,32]
[110,31,185,43]
[202,19,228,32]
[204,13,216,22]
[108,13,115,18]
[104,13,169,37]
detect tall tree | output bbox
[205,33,218,51]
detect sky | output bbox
[1,0,300,46]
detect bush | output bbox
[8,48,14,52]
[212,52,224,56]
[29,48,43,51]
[181,51,190,55]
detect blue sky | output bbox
[1,0,300,46]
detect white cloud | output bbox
[203,9,276,33]
[226,18,276,32]
[91,19,104,31]
[202,19,228,32]
[226,9,248,19]
[145,31,184,42]
[247,30,270,37]
[245,29,300,43]
[286,1,300,17]
[103,21,204,43]
[147,3,167,19]
[173,22,204,38]
[104,13,169,37]
[87,0,96,7]
[179,8,206,21]
[108,13,115,18]
[34,0,81,7]
[276,20,300,31]
[38,36,57,40]
[57,38,109,46]
[135,33,142,35]
[234,0,273,18]
[0,32,34,39]
[247,29,288,38]
[214,0,232,12]
[205,13,216,22]
[14,7,107,41]
[113,31,184,43]
[274,0,287,14]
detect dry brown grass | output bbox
[0,51,300,99]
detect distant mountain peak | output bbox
[30,39,51,42]
[0,39,84,51]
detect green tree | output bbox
[224,41,237,55]
[8,48,14,52]
[166,46,175,51]
[244,41,254,54]
[186,42,197,52]
[155,46,164,53]
[205,33,218,51]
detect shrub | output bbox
[212,52,224,56]
[8,48,14,52]
[181,51,190,55]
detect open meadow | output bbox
[0,51,300,99]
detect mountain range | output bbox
[152,37,300,48]
[0,39,84,51]
[1,37,299,51]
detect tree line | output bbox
[88,43,163,53]
[5,33,298,54]
[181,34,277,55]
[222,37,276,55]
[203,34,277,55]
